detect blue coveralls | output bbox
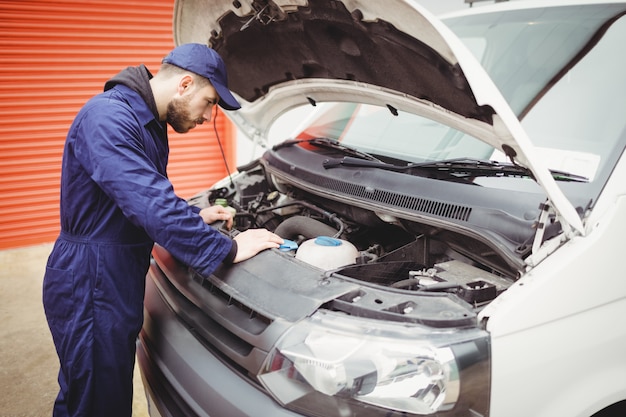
[43,68,233,417]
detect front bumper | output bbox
[137,274,300,417]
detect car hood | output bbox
[172,0,584,235]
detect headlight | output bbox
[259,310,490,417]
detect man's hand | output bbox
[199,206,233,229]
[232,229,283,263]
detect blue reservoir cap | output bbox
[279,239,299,251]
[314,236,342,246]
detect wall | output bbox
[0,0,236,249]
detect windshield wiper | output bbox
[548,169,589,183]
[323,156,528,175]
[408,157,532,175]
[274,137,381,161]
[323,156,589,182]
[323,156,412,171]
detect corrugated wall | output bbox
[0,0,236,250]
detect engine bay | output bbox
[189,157,516,310]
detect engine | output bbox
[188,161,513,307]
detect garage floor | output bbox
[0,243,149,417]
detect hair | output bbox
[159,63,211,89]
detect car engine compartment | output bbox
[189,152,519,311]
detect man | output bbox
[42,43,283,417]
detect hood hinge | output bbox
[525,199,578,268]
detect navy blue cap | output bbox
[162,43,241,110]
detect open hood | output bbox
[172,0,585,235]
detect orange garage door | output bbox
[0,0,236,249]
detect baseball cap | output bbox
[162,43,241,110]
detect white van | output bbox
[138,1,626,416]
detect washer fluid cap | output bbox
[314,236,342,246]
[279,239,299,251]
[296,237,358,270]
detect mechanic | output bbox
[42,43,283,417]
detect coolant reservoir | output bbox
[213,198,237,217]
[295,236,358,270]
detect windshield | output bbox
[445,5,626,184]
[294,102,494,164]
[274,5,625,202]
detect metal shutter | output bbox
[0,0,236,249]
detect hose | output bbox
[274,216,339,241]
[257,200,345,238]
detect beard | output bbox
[166,94,201,133]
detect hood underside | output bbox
[173,0,585,235]
[174,0,492,124]
[177,0,491,123]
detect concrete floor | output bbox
[0,243,149,417]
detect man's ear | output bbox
[177,74,194,95]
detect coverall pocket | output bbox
[42,266,75,322]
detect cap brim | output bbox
[212,81,241,111]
